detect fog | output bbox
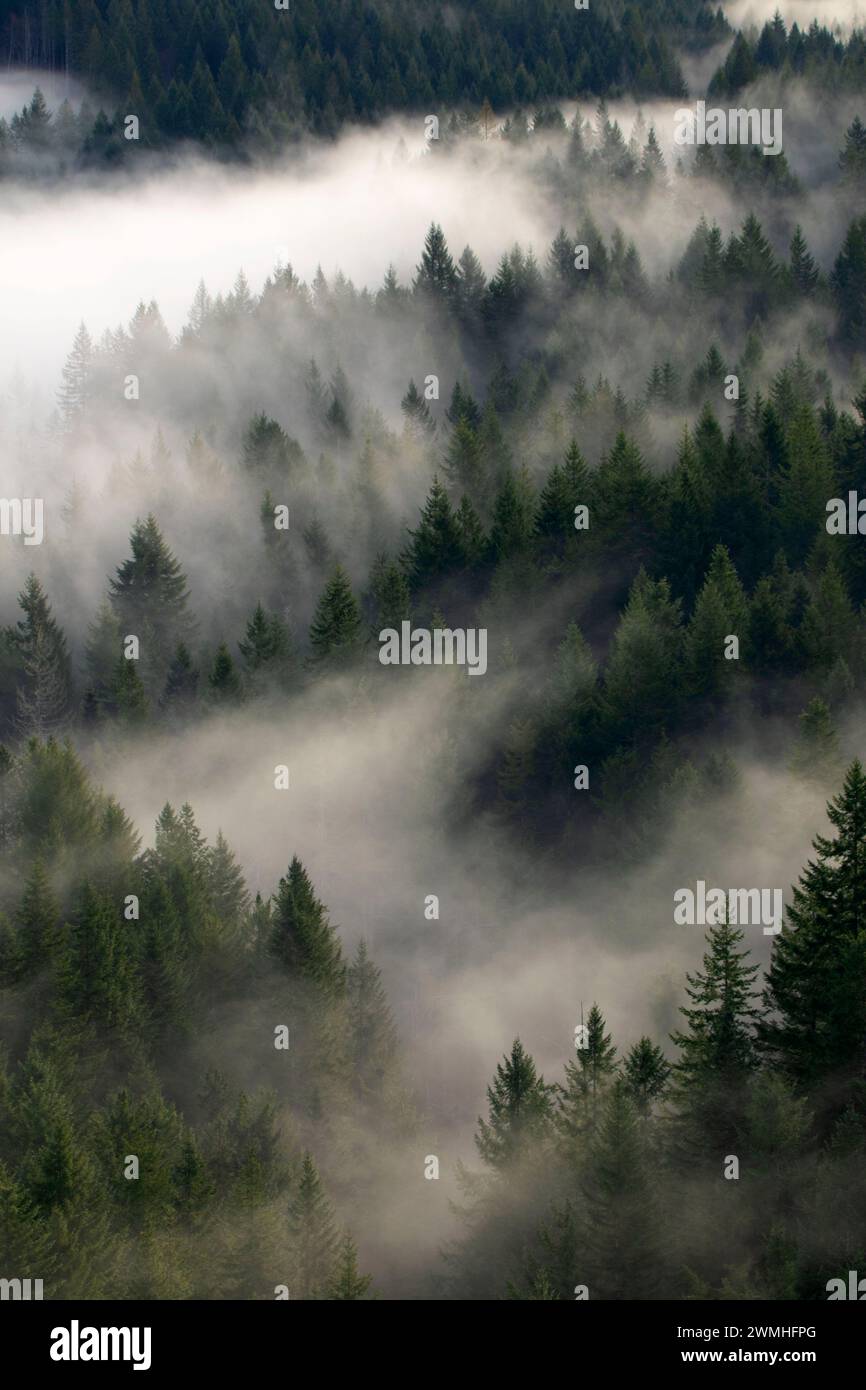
[1,71,862,385]
[723,0,864,31]
[1,50,863,1296]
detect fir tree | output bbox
[325,1232,374,1300]
[580,1084,664,1299]
[109,516,192,690]
[207,643,243,705]
[268,857,346,997]
[670,918,762,1156]
[57,322,93,428]
[789,698,844,784]
[759,762,866,1103]
[623,1037,671,1115]
[307,566,363,670]
[475,1039,555,1169]
[559,1003,618,1139]
[288,1153,340,1299]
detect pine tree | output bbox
[370,558,412,632]
[109,516,192,690]
[268,857,346,997]
[112,654,150,726]
[325,1232,374,1300]
[534,441,590,558]
[641,125,666,183]
[800,561,857,673]
[238,603,297,692]
[602,573,684,744]
[160,643,199,716]
[16,628,72,739]
[831,216,866,345]
[346,939,399,1102]
[788,225,819,295]
[455,246,487,321]
[670,918,762,1155]
[401,380,435,438]
[789,698,844,784]
[443,419,484,500]
[475,1039,555,1170]
[84,601,123,718]
[57,322,93,428]
[684,546,748,700]
[559,1003,618,1139]
[206,643,243,705]
[759,762,866,1101]
[11,575,74,719]
[402,477,462,593]
[580,1084,664,1299]
[59,882,144,1042]
[623,1037,671,1114]
[413,222,458,303]
[307,566,363,670]
[839,115,866,187]
[288,1153,340,1299]
[488,467,535,565]
[779,405,835,564]
[207,831,250,932]
[16,858,61,975]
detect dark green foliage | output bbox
[288,1153,340,1299]
[475,1039,555,1169]
[759,762,866,1106]
[307,566,363,671]
[269,857,346,997]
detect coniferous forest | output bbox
[1,0,866,1328]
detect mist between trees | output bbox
[1,12,866,1299]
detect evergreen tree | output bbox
[759,762,866,1103]
[671,918,762,1156]
[238,603,297,692]
[207,831,250,933]
[413,222,458,304]
[11,575,73,720]
[288,1153,340,1299]
[111,654,150,726]
[160,643,199,716]
[839,115,866,186]
[623,1037,671,1115]
[207,643,243,705]
[790,699,843,785]
[325,1232,374,1300]
[580,1084,664,1299]
[788,225,819,295]
[370,559,412,632]
[401,380,435,438]
[475,1039,555,1170]
[57,322,93,428]
[402,477,462,594]
[59,883,144,1042]
[268,857,346,997]
[307,566,363,670]
[559,1003,618,1139]
[109,516,192,690]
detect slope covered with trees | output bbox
[0,0,725,159]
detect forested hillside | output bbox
[1,2,866,1309]
[0,0,724,152]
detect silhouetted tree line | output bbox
[1,746,864,1296]
[0,0,727,158]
